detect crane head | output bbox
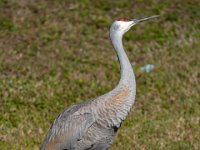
[110,15,159,35]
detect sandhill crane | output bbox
[40,15,158,150]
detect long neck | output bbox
[96,30,136,128]
[110,31,135,87]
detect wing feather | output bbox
[40,104,95,150]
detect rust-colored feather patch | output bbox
[106,87,129,106]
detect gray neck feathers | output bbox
[95,29,136,128]
[110,30,135,88]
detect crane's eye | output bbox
[116,18,129,21]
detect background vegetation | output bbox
[0,0,199,149]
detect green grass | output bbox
[0,0,200,149]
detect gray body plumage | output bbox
[41,16,158,150]
[41,82,135,150]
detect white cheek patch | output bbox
[113,24,120,30]
[116,21,133,30]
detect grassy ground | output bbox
[0,0,200,149]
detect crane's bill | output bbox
[131,15,159,24]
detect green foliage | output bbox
[0,0,200,149]
[0,17,16,31]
